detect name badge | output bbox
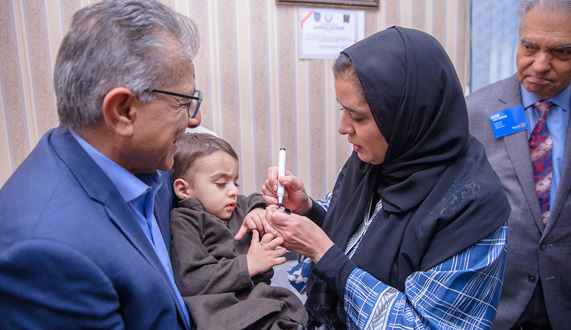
[489,105,528,138]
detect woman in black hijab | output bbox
[258,27,510,329]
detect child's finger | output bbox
[268,235,284,248]
[249,230,260,244]
[273,256,287,265]
[260,232,275,244]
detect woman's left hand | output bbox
[266,206,333,264]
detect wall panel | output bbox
[0,0,471,199]
[2,0,30,173]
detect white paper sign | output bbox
[299,8,365,59]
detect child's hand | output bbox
[246,230,286,277]
[235,208,266,241]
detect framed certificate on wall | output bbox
[298,7,365,59]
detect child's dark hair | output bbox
[171,133,238,181]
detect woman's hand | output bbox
[266,206,333,264]
[261,166,312,215]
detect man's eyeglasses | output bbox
[149,89,202,118]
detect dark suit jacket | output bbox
[0,128,190,329]
[466,74,571,330]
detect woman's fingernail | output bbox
[284,208,292,215]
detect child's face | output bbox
[184,150,239,220]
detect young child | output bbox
[169,133,308,330]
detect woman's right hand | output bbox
[261,166,312,215]
[266,206,333,264]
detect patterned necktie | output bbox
[529,101,553,224]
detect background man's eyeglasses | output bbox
[149,89,202,118]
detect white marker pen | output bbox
[277,148,286,208]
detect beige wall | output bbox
[0,0,470,198]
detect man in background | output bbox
[466,0,571,329]
[0,0,202,328]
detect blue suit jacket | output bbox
[0,128,190,329]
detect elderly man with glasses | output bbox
[0,1,203,329]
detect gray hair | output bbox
[333,52,357,82]
[519,0,571,29]
[54,0,200,131]
[332,52,367,103]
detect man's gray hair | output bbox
[54,0,200,131]
[519,0,571,29]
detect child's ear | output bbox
[173,178,193,200]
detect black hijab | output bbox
[305,27,510,329]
